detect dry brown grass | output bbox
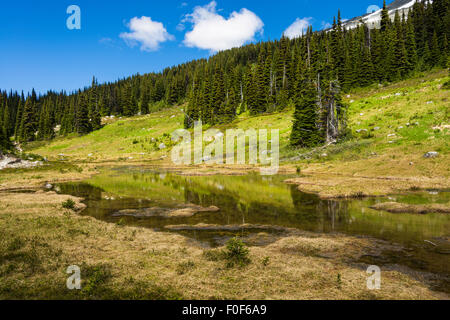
[285,167,449,199]
[0,191,447,300]
[0,163,97,191]
[370,202,450,214]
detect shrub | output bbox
[81,263,112,296]
[62,199,76,210]
[203,237,251,268]
[223,237,250,268]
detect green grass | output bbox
[29,70,449,170]
[30,107,186,161]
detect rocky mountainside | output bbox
[342,0,421,29]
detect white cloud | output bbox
[182,1,264,53]
[284,17,312,39]
[120,16,174,52]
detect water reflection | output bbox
[55,169,449,248]
[53,168,450,292]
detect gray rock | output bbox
[7,159,21,165]
[424,152,439,158]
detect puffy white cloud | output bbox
[182,1,264,53]
[284,17,312,39]
[120,16,174,51]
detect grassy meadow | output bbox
[0,70,448,300]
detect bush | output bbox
[202,237,251,268]
[62,199,76,210]
[223,237,250,268]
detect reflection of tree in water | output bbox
[290,185,322,223]
[290,186,350,231]
[318,200,349,231]
[57,183,103,200]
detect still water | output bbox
[55,167,450,289]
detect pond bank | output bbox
[0,190,448,299]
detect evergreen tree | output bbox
[76,94,91,134]
[19,97,36,142]
[405,17,418,72]
[122,82,134,117]
[291,68,320,147]
[380,0,390,33]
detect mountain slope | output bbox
[343,0,420,30]
[29,71,449,181]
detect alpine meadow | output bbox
[0,0,449,305]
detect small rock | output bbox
[321,153,328,158]
[387,133,396,137]
[159,143,166,150]
[45,183,53,189]
[426,101,434,104]
[7,159,21,165]
[374,127,381,131]
[409,162,414,166]
[424,151,439,158]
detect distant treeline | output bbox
[0,0,448,151]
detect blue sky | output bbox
[0,0,384,94]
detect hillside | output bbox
[343,0,419,29]
[3,0,448,150]
[28,70,449,183]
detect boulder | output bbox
[424,151,439,158]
